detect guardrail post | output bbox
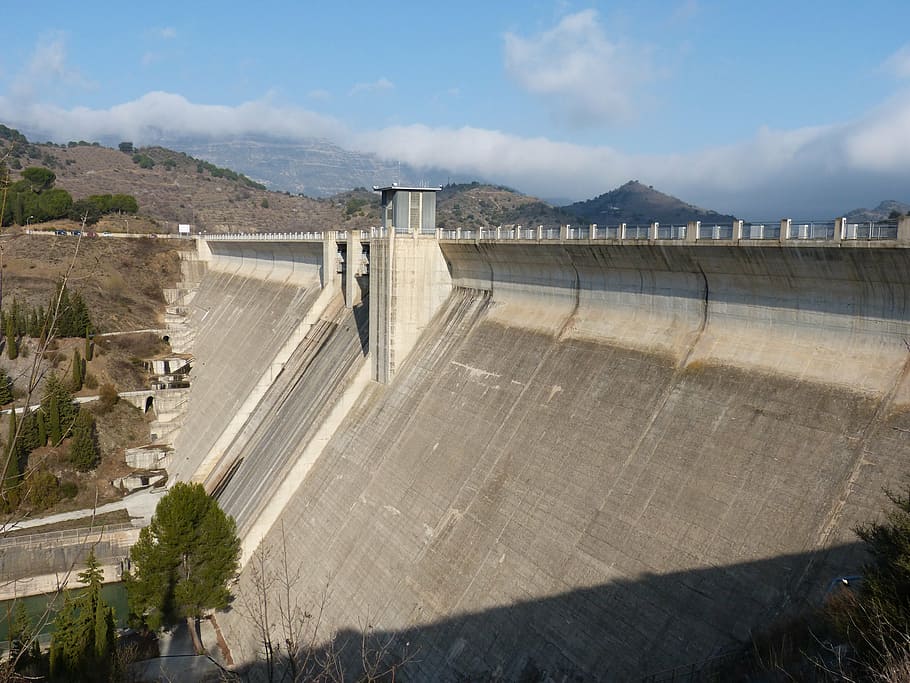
[650,222,660,241]
[685,221,699,243]
[898,217,910,244]
[834,217,846,242]
[780,218,792,242]
[455,228,462,240]
[536,225,543,240]
[590,223,597,240]
[619,223,627,241]
[734,219,743,240]
[514,225,522,240]
[559,224,569,240]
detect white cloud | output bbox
[157,27,178,40]
[0,91,345,144]
[503,9,655,127]
[1,86,909,217]
[883,44,910,80]
[349,77,394,96]
[12,34,94,100]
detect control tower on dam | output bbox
[173,199,910,679]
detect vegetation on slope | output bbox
[436,181,580,230]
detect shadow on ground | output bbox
[227,541,864,682]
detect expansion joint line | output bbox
[677,264,710,370]
[556,255,581,342]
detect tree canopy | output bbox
[49,550,116,682]
[125,482,241,629]
[843,485,910,669]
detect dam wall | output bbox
[168,239,337,484]
[212,238,910,680]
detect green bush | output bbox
[24,466,60,511]
[59,480,78,499]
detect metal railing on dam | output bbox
[196,218,907,246]
[200,227,387,241]
[436,218,906,245]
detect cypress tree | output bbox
[72,349,83,391]
[36,410,46,447]
[69,411,100,472]
[2,410,19,511]
[71,292,92,338]
[7,408,17,456]
[0,367,13,405]
[84,330,93,362]
[5,315,17,360]
[49,393,61,445]
[42,373,76,443]
[57,284,73,337]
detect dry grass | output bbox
[0,230,183,332]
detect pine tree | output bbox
[69,410,100,472]
[126,482,241,631]
[49,550,116,682]
[7,599,39,673]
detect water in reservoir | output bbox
[0,582,128,640]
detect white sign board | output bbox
[178,224,191,235]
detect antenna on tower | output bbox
[397,160,401,184]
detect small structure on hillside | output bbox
[144,355,191,389]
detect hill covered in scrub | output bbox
[562,180,738,226]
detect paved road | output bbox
[6,487,165,531]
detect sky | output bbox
[1,0,910,217]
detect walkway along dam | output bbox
[161,190,910,680]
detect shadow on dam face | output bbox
[227,542,864,682]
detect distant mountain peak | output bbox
[843,199,910,222]
[562,180,735,225]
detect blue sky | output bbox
[1,0,910,216]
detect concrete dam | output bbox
[162,193,910,680]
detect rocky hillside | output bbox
[0,135,377,234]
[164,137,432,198]
[844,199,910,222]
[563,180,737,226]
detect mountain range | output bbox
[156,136,468,198]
